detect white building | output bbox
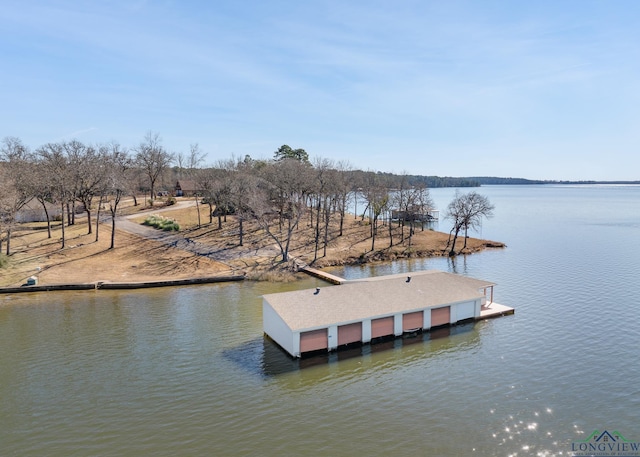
[263,270,499,358]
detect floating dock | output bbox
[479,302,515,320]
[299,265,346,284]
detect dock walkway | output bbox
[478,302,515,320]
[294,259,346,284]
[298,266,346,285]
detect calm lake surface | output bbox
[2,185,640,456]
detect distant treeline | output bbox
[467,177,545,185]
[404,176,640,186]
[367,172,482,188]
[468,177,640,185]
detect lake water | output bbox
[2,185,640,456]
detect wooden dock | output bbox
[299,265,346,285]
[477,302,515,320]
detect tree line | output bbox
[0,134,494,262]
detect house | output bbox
[15,198,61,223]
[263,270,509,358]
[391,206,439,222]
[174,180,199,197]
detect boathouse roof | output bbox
[262,270,495,331]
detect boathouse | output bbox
[262,270,502,358]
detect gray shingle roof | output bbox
[263,270,495,331]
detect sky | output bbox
[2,0,640,181]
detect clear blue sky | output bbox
[2,1,639,180]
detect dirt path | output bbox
[115,202,280,266]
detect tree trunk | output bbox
[60,202,66,249]
[371,217,377,252]
[238,217,243,247]
[449,225,461,256]
[109,195,121,249]
[322,199,330,257]
[5,227,10,255]
[195,195,201,228]
[38,198,52,239]
[110,214,116,249]
[408,223,414,247]
[282,219,292,262]
[313,200,321,262]
[86,206,93,235]
[95,195,103,242]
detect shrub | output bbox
[166,196,176,206]
[0,253,9,268]
[142,215,180,231]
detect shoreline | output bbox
[1,201,505,290]
[0,275,246,294]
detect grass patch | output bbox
[142,215,180,231]
[0,253,9,268]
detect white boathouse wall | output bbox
[452,300,478,322]
[264,299,484,358]
[263,302,296,357]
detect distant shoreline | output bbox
[469,177,640,186]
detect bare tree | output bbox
[360,171,390,252]
[63,140,106,235]
[104,143,132,249]
[31,165,55,239]
[135,132,174,204]
[37,143,71,248]
[231,159,260,247]
[311,157,334,262]
[445,191,494,256]
[185,143,205,227]
[334,161,354,237]
[187,143,205,170]
[197,159,235,228]
[402,182,434,247]
[129,167,146,206]
[391,173,411,246]
[0,137,32,255]
[249,159,312,262]
[176,143,204,181]
[0,165,21,255]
